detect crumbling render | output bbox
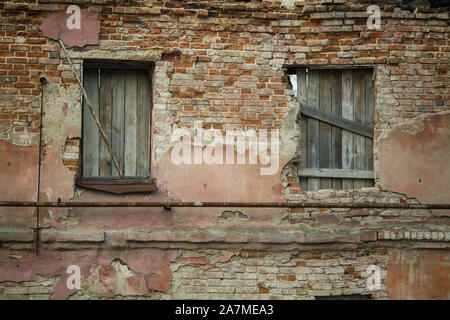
[0,0,448,300]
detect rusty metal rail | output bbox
[0,201,449,209]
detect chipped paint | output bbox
[40,11,99,48]
[379,112,450,204]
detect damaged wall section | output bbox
[0,0,449,300]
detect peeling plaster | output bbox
[218,210,249,222]
[378,112,450,204]
[387,250,450,300]
[40,11,100,48]
[1,1,449,301]
[39,80,82,225]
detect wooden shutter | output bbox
[297,68,374,191]
[83,69,150,179]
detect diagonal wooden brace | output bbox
[59,40,124,179]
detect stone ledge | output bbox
[2,227,448,245]
[60,49,162,62]
[40,229,104,243]
[0,228,34,242]
[127,228,361,244]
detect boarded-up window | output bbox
[82,68,151,180]
[297,68,374,191]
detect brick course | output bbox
[0,0,448,300]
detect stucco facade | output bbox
[0,0,449,299]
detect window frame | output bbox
[75,60,156,194]
[295,66,375,191]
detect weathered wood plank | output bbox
[297,68,374,191]
[83,69,100,177]
[299,105,373,138]
[297,69,308,191]
[341,69,354,190]
[365,70,375,187]
[136,70,150,177]
[111,70,125,177]
[124,70,138,176]
[331,70,343,190]
[99,69,113,177]
[319,70,332,189]
[307,69,320,191]
[353,70,366,189]
[298,168,374,179]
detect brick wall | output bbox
[0,0,449,300]
[0,247,391,300]
[1,0,448,148]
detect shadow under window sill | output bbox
[75,176,157,194]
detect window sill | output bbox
[76,176,157,194]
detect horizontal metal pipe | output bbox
[0,201,448,209]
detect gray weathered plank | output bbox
[331,70,342,190]
[353,70,366,189]
[365,70,375,187]
[99,69,112,177]
[124,70,138,176]
[307,69,320,191]
[298,168,374,179]
[297,69,308,191]
[299,105,373,138]
[83,69,100,177]
[341,69,354,190]
[298,68,374,191]
[136,70,150,177]
[111,70,125,177]
[319,70,332,189]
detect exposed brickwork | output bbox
[0,275,60,300]
[0,248,391,300]
[168,249,390,300]
[1,0,448,149]
[62,137,80,172]
[0,0,448,300]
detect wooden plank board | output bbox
[136,70,150,177]
[111,70,125,177]
[299,105,373,138]
[124,70,138,176]
[297,69,308,191]
[341,69,354,190]
[82,69,100,177]
[353,70,366,189]
[331,70,342,190]
[297,68,374,191]
[298,168,374,179]
[307,69,320,191]
[319,70,332,189]
[99,69,113,177]
[365,70,375,187]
